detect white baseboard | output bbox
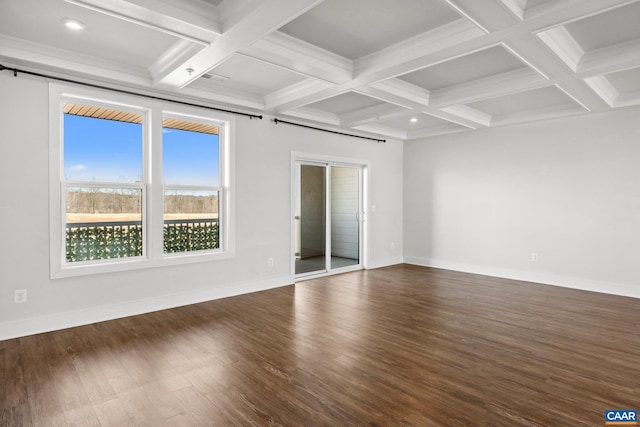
[367,256,404,270]
[0,275,295,341]
[404,256,640,299]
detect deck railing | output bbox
[66,218,219,262]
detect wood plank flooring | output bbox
[1,264,639,426]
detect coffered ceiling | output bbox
[1,0,639,140]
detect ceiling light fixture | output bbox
[61,18,86,31]
[410,117,418,123]
[186,66,195,76]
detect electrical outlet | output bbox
[267,257,274,267]
[14,289,27,304]
[531,253,539,262]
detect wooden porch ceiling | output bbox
[63,102,219,135]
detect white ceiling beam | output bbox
[269,0,635,114]
[350,124,407,141]
[353,19,485,81]
[577,39,640,76]
[536,26,584,73]
[491,103,588,127]
[429,68,547,108]
[279,107,340,126]
[65,0,219,43]
[583,75,619,107]
[0,34,267,114]
[499,0,527,20]
[614,90,640,108]
[269,0,638,131]
[440,105,492,127]
[0,34,151,86]
[154,0,325,88]
[422,110,479,130]
[555,79,612,112]
[368,79,431,108]
[406,123,470,140]
[502,34,576,81]
[265,20,487,111]
[122,0,220,34]
[354,85,480,129]
[180,81,265,110]
[148,39,208,83]
[264,78,334,111]
[443,0,520,33]
[65,0,223,83]
[524,0,638,20]
[340,103,409,128]
[240,31,352,84]
[355,86,430,112]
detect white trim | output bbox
[367,257,404,270]
[0,275,294,342]
[441,1,490,34]
[584,75,619,107]
[295,264,363,281]
[64,0,216,45]
[536,26,584,73]
[291,151,370,279]
[499,0,525,20]
[404,256,640,299]
[49,83,237,279]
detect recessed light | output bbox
[62,18,86,31]
[410,117,418,123]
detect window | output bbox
[162,116,220,254]
[63,104,145,263]
[50,85,234,278]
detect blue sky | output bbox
[64,114,219,186]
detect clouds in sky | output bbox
[67,164,87,172]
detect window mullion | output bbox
[149,108,164,259]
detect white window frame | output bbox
[49,83,235,279]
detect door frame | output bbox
[291,151,369,280]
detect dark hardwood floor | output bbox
[2,264,639,426]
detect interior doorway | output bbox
[293,157,365,278]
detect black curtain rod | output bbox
[0,64,263,120]
[273,118,385,143]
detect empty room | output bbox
[1,0,639,425]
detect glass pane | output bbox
[63,105,143,183]
[66,187,143,262]
[162,121,219,186]
[296,164,326,275]
[164,189,219,253]
[330,166,359,269]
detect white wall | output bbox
[404,108,640,298]
[0,73,403,340]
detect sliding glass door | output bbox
[294,161,363,277]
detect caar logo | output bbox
[605,410,638,426]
